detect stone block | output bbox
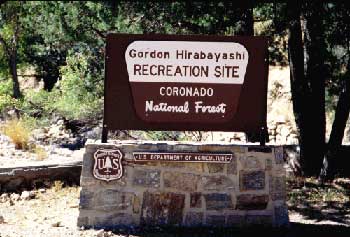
[133,195,141,214]
[190,192,202,208]
[246,215,272,226]
[79,189,94,209]
[232,146,246,154]
[162,163,204,173]
[132,169,160,188]
[184,212,203,226]
[77,216,89,227]
[161,162,185,169]
[227,156,237,175]
[239,170,265,191]
[163,172,200,192]
[239,156,262,169]
[270,176,286,201]
[141,191,185,226]
[208,164,225,173]
[202,176,235,191]
[274,147,284,164]
[226,215,245,227]
[94,213,134,228]
[93,190,133,211]
[185,163,205,173]
[206,215,226,227]
[204,193,233,210]
[236,194,269,210]
[265,159,272,171]
[274,204,289,227]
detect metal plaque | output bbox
[133,152,233,163]
[93,149,123,181]
[105,34,268,132]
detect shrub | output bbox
[49,51,103,120]
[0,94,17,113]
[0,79,19,113]
[1,118,32,150]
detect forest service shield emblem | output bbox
[93,148,123,181]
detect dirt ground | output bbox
[1,178,350,237]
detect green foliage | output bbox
[0,93,15,112]
[143,131,185,141]
[50,51,103,120]
[0,78,16,112]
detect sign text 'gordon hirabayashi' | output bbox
[105,34,268,132]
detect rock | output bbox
[236,194,269,210]
[190,193,202,208]
[93,190,133,211]
[132,195,141,214]
[51,221,62,227]
[132,169,161,188]
[163,172,200,192]
[204,193,233,210]
[20,191,30,200]
[206,215,226,227]
[275,115,286,124]
[85,127,102,140]
[96,229,113,237]
[227,155,238,175]
[10,193,20,201]
[239,170,266,191]
[280,126,290,142]
[141,191,185,225]
[30,191,36,197]
[0,215,4,224]
[207,164,225,173]
[239,156,263,169]
[0,193,9,203]
[184,212,203,227]
[202,176,235,191]
[96,230,105,237]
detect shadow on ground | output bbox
[289,201,350,225]
[105,223,350,237]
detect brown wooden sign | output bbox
[133,152,233,163]
[105,34,268,133]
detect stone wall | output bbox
[78,140,289,229]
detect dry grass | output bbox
[33,146,48,161]
[53,181,64,192]
[1,118,31,150]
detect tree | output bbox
[286,1,327,176]
[0,2,23,98]
[320,3,350,180]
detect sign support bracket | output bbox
[259,126,267,146]
[101,124,108,143]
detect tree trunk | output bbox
[9,51,21,99]
[303,2,326,176]
[287,1,326,176]
[320,65,350,181]
[286,0,309,175]
[236,6,254,36]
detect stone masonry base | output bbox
[78,140,289,229]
